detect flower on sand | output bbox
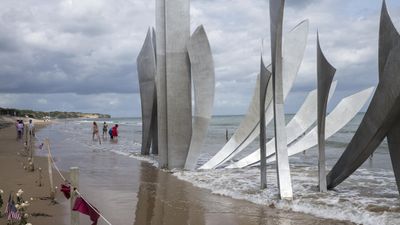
[16,189,24,197]
[0,189,3,194]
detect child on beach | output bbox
[92,122,101,144]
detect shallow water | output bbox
[35,114,400,225]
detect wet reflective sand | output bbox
[71,152,352,225]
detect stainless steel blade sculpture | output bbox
[260,57,272,189]
[155,0,192,169]
[327,1,400,193]
[316,33,336,192]
[151,27,159,155]
[227,81,338,168]
[270,0,293,200]
[228,87,374,168]
[137,28,157,155]
[184,25,215,170]
[199,20,309,170]
[155,0,168,168]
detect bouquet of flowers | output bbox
[15,189,30,225]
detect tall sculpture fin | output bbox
[327,1,400,192]
[260,57,272,189]
[165,0,192,169]
[151,27,159,155]
[137,28,157,155]
[199,19,309,170]
[327,45,400,189]
[184,25,215,170]
[227,81,338,168]
[155,0,191,169]
[270,0,293,200]
[380,0,400,194]
[156,0,168,168]
[317,33,336,192]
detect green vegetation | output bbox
[0,107,111,119]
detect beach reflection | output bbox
[133,162,343,225]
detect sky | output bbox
[0,0,399,117]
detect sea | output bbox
[35,114,400,225]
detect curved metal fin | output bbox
[327,45,400,189]
[226,81,338,169]
[137,28,157,155]
[317,32,336,192]
[185,25,215,170]
[199,19,309,170]
[327,2,400,191]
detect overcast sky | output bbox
[0,0,399,117]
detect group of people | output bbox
[92,121,119,144]
[15,119,35,140]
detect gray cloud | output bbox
[0,0,399,116]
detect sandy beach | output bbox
[14,119,352,225]
[0,122,68,225]
[0,117,357,225]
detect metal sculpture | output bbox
[151,27,158,155]
[155,0,168,168]
[199,20,309,170]
[259,57,272,189]
[327,1,400,193]
[316,33,336,192]
[228,87,374,168]
[137,28,157,155]
[155,0,192,169]
[269,0,293,200]
[185,25,215,170]
[226,82,338,168]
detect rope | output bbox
[44,138,113,225]
[74,190,113,225]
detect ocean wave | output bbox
[172,166,400,225]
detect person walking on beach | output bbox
[102,122,108,139]
[28,119,35,137]
[16,120,24,140]
[92,122,101,144]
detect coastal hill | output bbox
[0,107,111,119]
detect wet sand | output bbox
[44,132,354,225]
[0,119,354,225]
[0,125,68,225]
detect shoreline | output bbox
[1,119,357,225]
[36,121,355,225]
[0,124,69,225]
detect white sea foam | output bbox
[37,116,400,225]
[172,166,400,225]
[109,150,159,167]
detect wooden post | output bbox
[70,167,79,225]
[45,139,55,199]
[28,129,34,172]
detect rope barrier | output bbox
[44,138,113,225]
